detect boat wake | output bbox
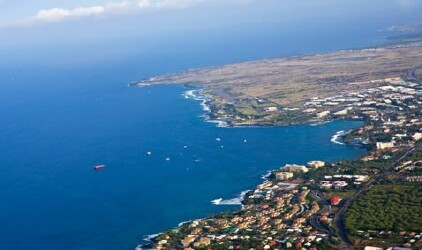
[211,190,250,206]
[331,130,346,145]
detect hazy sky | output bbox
[0,0,421,68]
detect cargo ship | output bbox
[94,164,105,170]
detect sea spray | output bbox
[261,170,272,180]
[331,130,346,145]
[183,89,228,127]
[211,190,251,206]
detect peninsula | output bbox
[136,42,422,249]
[136,42,422,126]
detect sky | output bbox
[0,0,421,69]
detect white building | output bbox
[282,164,309,173]
[265,107,278,112]
[333,181,348,189]
[275,172,294,180]
[413,132,422,141]
[376,141,394,150]
[307,161,325,169]
[317,111,330,118]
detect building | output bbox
[317,110,330,118]
[320,181,332,189]
[265,107,278,112]
[307,161,325,169]
[181,236,196,248]
[330,196,341,206]
[275,172,294,180]
[320,214,328,223]
[333,181,348,189]
[334,108,349,116]
[413,132,422,141]
[376,141,394,150]
[303,108,317,113]
[282,164,309,173]
[406,176,422,182]
[193,237,211,248]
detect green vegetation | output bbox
[409,148,422,162]
[345,184,422,234]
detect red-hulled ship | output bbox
[94,164,105,170]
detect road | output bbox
[333,147,415,249]
[309,191,333,236]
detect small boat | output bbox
[183,145,188,149]
[215,137,221,142]
[146,151,152,156]
[94,164,105,170]
[165,157,171,161]
[244,139,247,143]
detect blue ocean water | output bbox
[0,66,366,249]
[2,4,420,247]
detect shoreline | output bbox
[132,36,422,89]
[135,74,421,249]
[133,40,421,130]
[183,89,230,128]
[181,88,337,129]
[132,39,421,249]
[136,89,368,250]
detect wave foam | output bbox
[183,89,228,127]
[331,130,346,145]
[142,233,160,242]
[261,171,272,180]
[211,190,250,206]
[178,220,192,227]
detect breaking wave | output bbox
[331,130,346,145]
[183,89,228,127]
[211,190,250,206]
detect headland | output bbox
[135,41,422,249]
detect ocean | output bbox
[0,66,367,249]
[0,5,419,248]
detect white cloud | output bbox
[139,0,206,9]
[2,0,252,28]
[35,7,104,22]
[34,1,131,23]
[138,0,152,8]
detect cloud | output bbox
[1,1,132,28]
[2,0,252,28]
[35,7,105,22]
[138,0,206,9]
[34,1,131,23]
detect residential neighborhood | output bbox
[141,76,421,250]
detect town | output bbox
[139,74,421,250]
